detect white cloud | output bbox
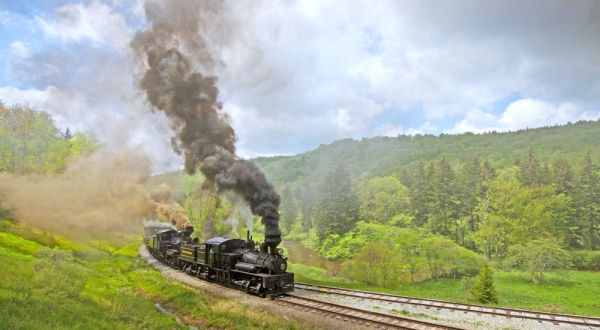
[372,121,437,137]
[9,41,31,59]
[199,0,600,154]
[36,0,131,51]
[451,99,600,133]
[4,0,600,160]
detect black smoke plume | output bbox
[131,0,281,247]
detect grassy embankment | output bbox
[0,220,304,330]
[289,262,600,316]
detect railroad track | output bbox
[278,293,464,330]
[295,283,600,328]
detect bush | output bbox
[506,239,572,284]
[468,263,498,304]
[570,250,600,270]
[347,242,399,287]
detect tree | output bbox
[468,263,498,304]
[357,175,410,223]
[410,162,432,227]
[421,235,481,280]
[518,148,542,187]
[574,152,600,250]
[348,242,398,287]
[280,186,297,233]
[473,178,571,258]
[506,239,572,284]
[396,230,424,282]
[313,165,359,241]
[428,157,458,237]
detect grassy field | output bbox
[289,262,600,316]
[0,221,304,330]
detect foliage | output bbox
[468,263,498,304]
[573,152,600,250]
[346,242,399,287]
[570,250,600,270]
[0,103,98,175]
[312,165,359,241]
[421,235,482,280]
[473,178,571,258]
[356,175,410,223]
[320,221,401,259]
[506,239,573,284]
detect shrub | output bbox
[468,263,498,304]
[347,242,399,288]
[570,250,600,270]
[506,239,572,284]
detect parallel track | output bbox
[295,283,600,328]
[278,293,464,330]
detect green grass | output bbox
[291,262,600,316]
[0,223,306,330]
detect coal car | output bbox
[144,224,294,296]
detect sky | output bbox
[0,0,599,171]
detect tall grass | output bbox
[291,261,600,316]
[0,224,305,329]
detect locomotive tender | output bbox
[144,224,294,296]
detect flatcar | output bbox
[144,224,294,296]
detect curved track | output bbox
[278,293,464,330]
[295,283,600,328]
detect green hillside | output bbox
[253,120,600,187]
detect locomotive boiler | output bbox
[144,224,294,296]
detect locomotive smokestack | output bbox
[131,0,281,249]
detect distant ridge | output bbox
[252,120,600,186]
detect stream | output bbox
[281,240,342,275]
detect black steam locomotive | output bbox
[144,224,294,296]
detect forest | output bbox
[177,116,600,299]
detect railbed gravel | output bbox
[291,288,593,330]
[140,246,592,329]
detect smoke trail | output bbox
[150,183,193,229]
[131,0,281,247]
[0,149,150,237]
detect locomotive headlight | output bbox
[280,262,286,271]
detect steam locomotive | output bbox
[143,224,294,296]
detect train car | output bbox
[144,224,294,297]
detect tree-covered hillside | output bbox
[254,120,600,187]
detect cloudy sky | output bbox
[1,0,599,171]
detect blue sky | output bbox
[1,0,599,170]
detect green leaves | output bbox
[506,239,572,284]
[0,103,99,175]
[468,263,498,304]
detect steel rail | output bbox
[279,293,465,330]
[295,282,600,327]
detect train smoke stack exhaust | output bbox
[131,0,281,250]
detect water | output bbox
[155,302,198,330]
[282,240,342,275]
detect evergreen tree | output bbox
[552,157,575,196]
[459,157,480,231]
[574,152,600,250]
[313,165,359,241]
[468,263,498,304]
[519,148,542,187]
[428,157,458,236]
[410,162,431,226]
[280,186,297,234]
